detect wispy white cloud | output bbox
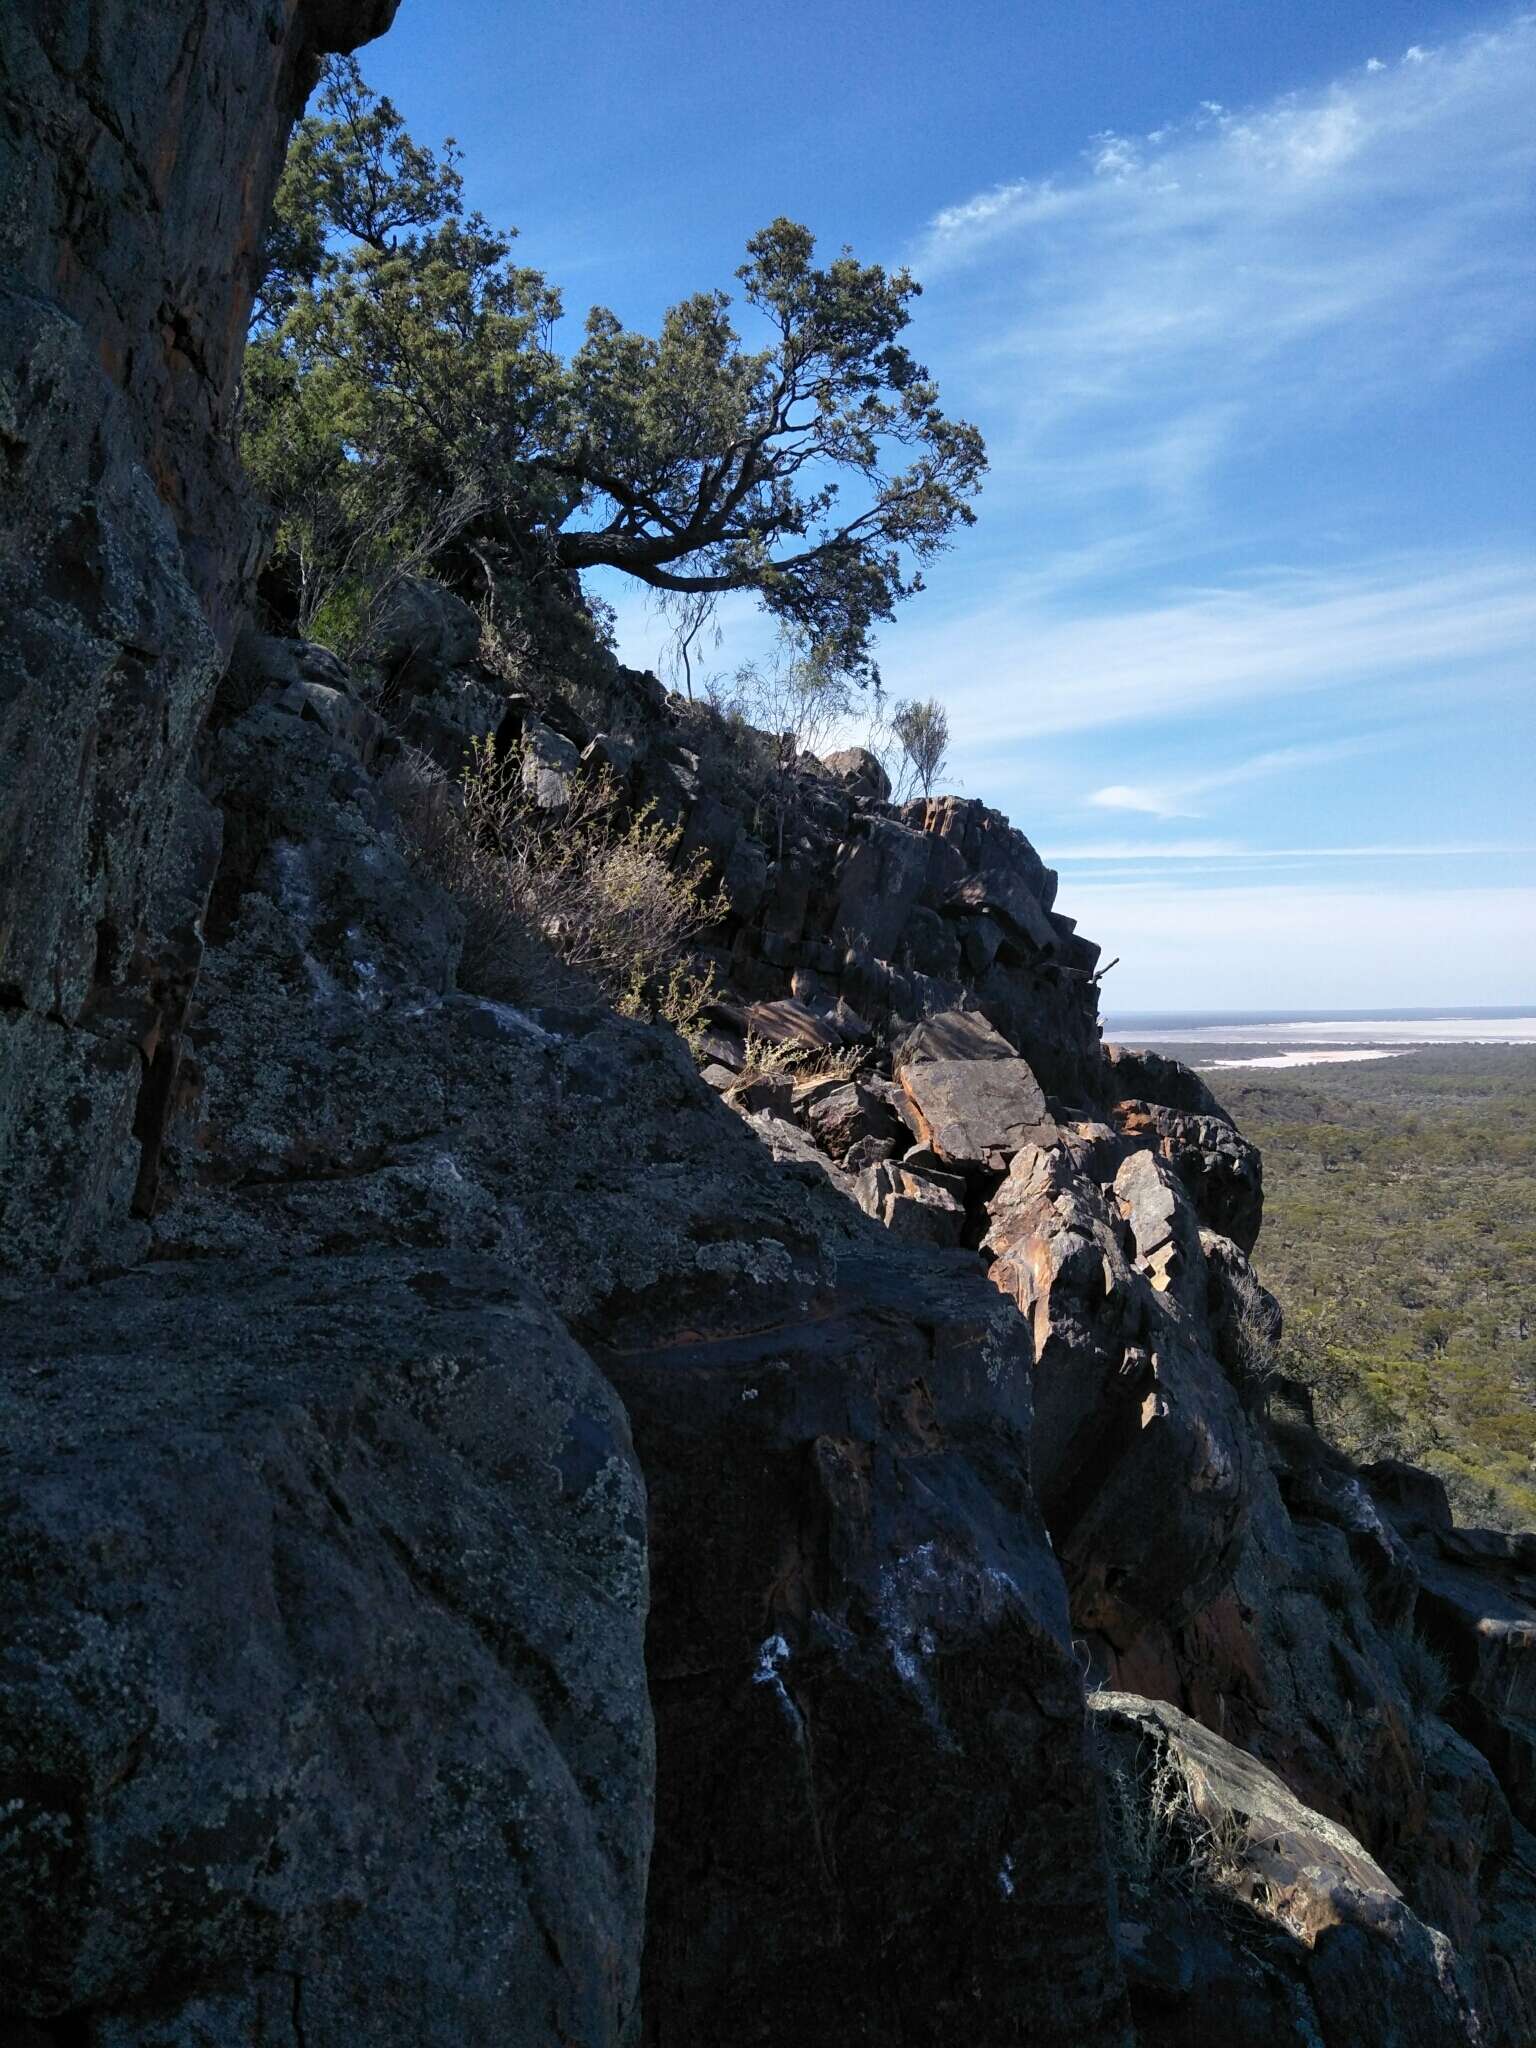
[914,17,1536,509]
[893,550,1536,743]
[1087,738,1383,817]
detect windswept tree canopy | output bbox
[547,221,986,675]
[246,59,985,681]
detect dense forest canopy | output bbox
[244,58,986,682]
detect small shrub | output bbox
[1099,1741,1251,1901]
[617,958,719,1052]
[799,1042,867,1082]
[889,696,950,801]
[389,735,722,1014]
[1392,1624,1453,1719]
[1096,1726,1268,1940]
[1226,1273,1282,1412]
[738,1030,812,1081]
[383,744,563,1001]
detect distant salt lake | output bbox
[1101,1008,1536,1069]
[1205,1048,1407,1070]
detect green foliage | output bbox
[1209,1047,1536,1529]
[244,59,565,642]
[552,218,986,681]
[617,957,721,1052]
[246,59,984,680]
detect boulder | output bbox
[720,835,770,925]
[745,997,842,1051]
[521,716,581,809]
[820,745,892,803]
[1092,1691,1479,2048]
[742,1110,858,1194]
[582,731,638,781]
[831,995,873,1042]
[853,1158,968,1246]
[371,577,482,686]
[947,870,1059,953]
[896,1009,1021,1065]
[272,674,389,769]
[1114,1100,1264,1253]
[680,792,740,881]
[1364,1461,1456,1538]
[694,1024,747,1071]
[961,914,1005,975]
[795,1079,907,1161]
[844,1134,900,1172]
[1103,1043,1225,1119]
[727,1072,797,1119]
[894,1010,1055,1172]
[1114,1146,1189,1293]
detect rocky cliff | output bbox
[3,8,1535,2046]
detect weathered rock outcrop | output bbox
[1092,1691,1479,2045]
[0,0,399,1278]
[0,1257,651,2046]
[732,1006,1536,2039]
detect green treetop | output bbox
[245,58,985,682]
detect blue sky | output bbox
[366,2,1536,1009]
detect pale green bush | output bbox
[390,735,722,1016]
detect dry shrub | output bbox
[734,1034,866,1087]
[739,1030,812,1081]
[1391,1624,1453,1719]
[388,737,721,1022]
[802,1042,867,1082]
[383,744,561,1001]
[1229,1274,1282,1412]
[1097,1731,1260,1911]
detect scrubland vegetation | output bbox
[1212,1047,1536,1528]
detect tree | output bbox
[247,59,985,680]
[546,220,986,680]
[890,696,950,799]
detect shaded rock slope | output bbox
[3,7,1535,2045]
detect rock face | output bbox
[603,1243,1131,2047]
[0,1258,652,2047]
[0,0,401,1279]
[5,1,1536,2042]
